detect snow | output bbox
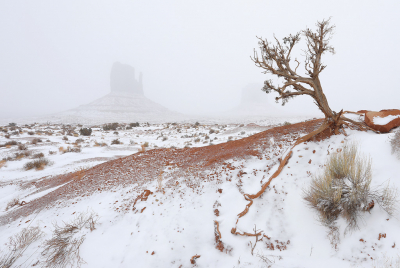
[1,120,400,267]
[373,114,400,125]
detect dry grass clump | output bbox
[60,146,81,154]
[111,139,121,145]
[0,140,18,147]
[24,158,51,171]
[93,141,107,147]
[14,150,32,160]
[5,197,21,211]
[0,226,43,268]
[18,143,27,150]
[41,212,98,268]
[304,143,397,233]
[31,138,42,145]
[391,129,400,160]
[0,159,6,169]
[32,152,45,159]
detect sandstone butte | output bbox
[361,109,400,133]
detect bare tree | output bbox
[251,18,371,135]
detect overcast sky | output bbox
[0,0,399,119]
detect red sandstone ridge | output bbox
[365,109,400,133]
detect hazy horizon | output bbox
[1,1,399,120]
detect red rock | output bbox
[365,109,400,133]
[357,110,370,115]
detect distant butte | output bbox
[50,62,184,124]
[110,62,143,95]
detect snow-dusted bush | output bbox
[391,129,400,159]
[24,158,51,170]
[17,143,27,150]
[304,143,397,232]
[111,139,121,145]
[60,146,81,154]
[41,212,98,268]
[103,122,119,131]
[0,227,43,268]
[79,128,92,136]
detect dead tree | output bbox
[251,18,371,135]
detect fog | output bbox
[0,1,399,120]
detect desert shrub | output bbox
[304,143,397,233]
[24,158,51,170]
[194,138,200,143]
[61,147,81,154]
[162,136,168,141]
[0,227,43,268]
[79,128,92,136]
[41,212,98,268]
[390,129,400,159]
[48,150,57,155]
[62,136,68,141]
[31,138,42,145]
[27,131,35,135]
[113,131,119,135]
[32,152,45,159]
[209,129,215,134]
[94,141,107,147]
[283,121,292,126]
[8,122,16,127]
[18,144,27,150]
[129,122,140,128]
[0,160,6,168]
[0,140,18,147]
[75,138,84,144]
[14,150,32,160]
[5,198,20,211]
[4,134,10,139]
[111,139,121,145]
[103,123,119,131]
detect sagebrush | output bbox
[304,143,397,233]
[24,158,51,170]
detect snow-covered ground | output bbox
[0,119,399,267]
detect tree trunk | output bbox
[312,77,342,134]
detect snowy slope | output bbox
[0,121,399,267]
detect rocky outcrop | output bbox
[365,109,400,133]
[110,62,143,95]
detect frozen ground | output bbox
[0,117,399,268]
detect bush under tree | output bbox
[304,143,397,233]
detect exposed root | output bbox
[214,221,232,254]
[190,254,200,264]
[341,116,379,133]
[231,117,375,238]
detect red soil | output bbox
[0,119,324,225]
